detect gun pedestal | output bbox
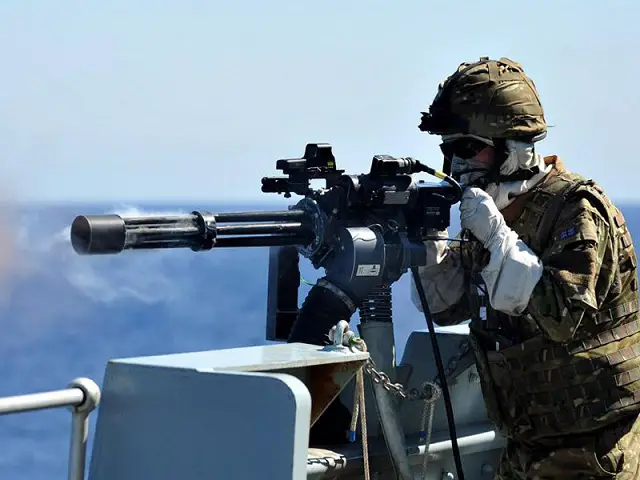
[87,342,368,480]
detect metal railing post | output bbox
[67,378,101,480]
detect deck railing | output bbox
[0,377,101,480]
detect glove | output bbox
[459,187,543,315]
[459,187,506,250]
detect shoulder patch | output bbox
[544,210,602,259]
[558,225,578,240]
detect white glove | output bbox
[460,187,508,248]
[459,187,543,315]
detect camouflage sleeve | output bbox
[411,236,473,327]
[523,196,611,343]
[430,281,473,326]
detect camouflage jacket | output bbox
[433,156,640,442]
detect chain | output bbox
[360,355,442,479]
[433,337,472,386]
[352,332,471,394]
[363,357,408,398]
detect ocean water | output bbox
[1,200,639,479]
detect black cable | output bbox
[410,266,465,480]
[287,279,353,345]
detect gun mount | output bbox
[64,144,494,480]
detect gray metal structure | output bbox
[0,321,504,480]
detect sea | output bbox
[1,200,639,479]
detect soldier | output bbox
[412,57,640,478]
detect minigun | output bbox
[70,142,462,341]
[69,142,467,480]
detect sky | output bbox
[0,0,638,204]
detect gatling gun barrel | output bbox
[70,209,315,255]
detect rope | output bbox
[357,366,370,479]
[330,321,371,479]
[419,382,441,476]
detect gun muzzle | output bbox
[70,210,314,255]
[71,215,127,255]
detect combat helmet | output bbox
[419,57,547,142]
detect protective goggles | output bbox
[439,137,491,162]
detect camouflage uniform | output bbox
[418,58,640,478]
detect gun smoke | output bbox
[0,204,197,352]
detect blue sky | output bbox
[0,0,638,203]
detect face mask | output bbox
[450,155,492,187]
